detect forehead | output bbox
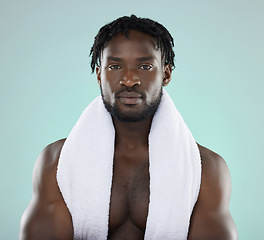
[101,30,161,60]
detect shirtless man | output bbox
[19,15,238,239]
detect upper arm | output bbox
[19,139,73,240]
[188,144,238,240]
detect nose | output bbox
[119,70,141,87]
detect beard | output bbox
[100,87,162,122]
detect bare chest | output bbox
[108,150,150,238]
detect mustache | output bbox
[115,86,145,98]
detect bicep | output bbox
[19,196,56,240]
[188,150,238,240]
[188,209,237,240]
[20,196,73,240]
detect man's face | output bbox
[96,30,172,122]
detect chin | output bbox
[113,112,149,122]
[105,102,159,122]
[101,88,163,123]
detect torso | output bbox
[107,146,150,239]
[24,136,237,240]
[50,139,207,239]
[22,134,237,240]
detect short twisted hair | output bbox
[89,15,175,73]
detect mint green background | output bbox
[1,0,263,239]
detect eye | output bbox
[139,64,153,70]
[108,64,122,70]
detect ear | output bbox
[162,64,172,86]
[96,66,101,86]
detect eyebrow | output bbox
[136,56,154,61]
[107,56,122,62]
[106,56,155,62]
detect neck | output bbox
[112,117,153,150]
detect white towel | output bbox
[57,89,201,240]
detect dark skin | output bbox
[20,30,238,239]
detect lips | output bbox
[118,91,142,98]
[117,91,142,105]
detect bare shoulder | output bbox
[19,138,73,240]
[197,143,231,186]
[197,143,227,167]
[187,143,238,240]
[196,143,233,211]
[36,138,66,170]
[31,138,66,201]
